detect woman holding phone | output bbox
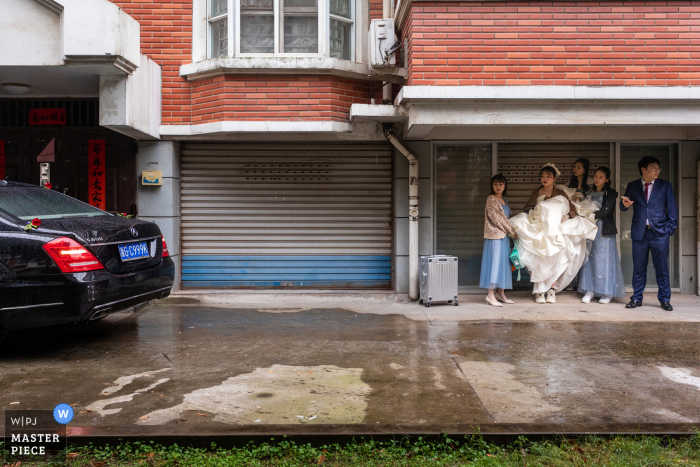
[578,166,626,303]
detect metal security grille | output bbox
[0,99,99,127]
[497,143,612,213]
[180,142,393,288]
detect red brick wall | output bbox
[109,0,193,123]
[191,75,373,122]
[108,1,382,123]
[405,1,700,85]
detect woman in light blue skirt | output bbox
[578,166,626,303]
[480,174,517,306]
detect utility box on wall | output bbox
[369,19,397,68]
[142,170,162,185]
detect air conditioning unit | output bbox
[369,19,398,68]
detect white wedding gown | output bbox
[509,186,600,294]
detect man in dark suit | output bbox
[620,156,678,311]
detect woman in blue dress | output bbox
[480,174,517,306]
[578,166,626,303]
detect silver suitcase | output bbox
[419,255,458,307]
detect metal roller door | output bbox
[497,143,612,212]
[180,142,393,288]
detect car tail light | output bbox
[161,235,170,258]
[42,237,104,273]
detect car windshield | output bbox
[0,187,108,220]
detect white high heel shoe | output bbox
[486,296,503,307]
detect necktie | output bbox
[644,182,650,202]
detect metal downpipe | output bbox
[697,159,700,296]
[384,125,419,300]
[381,0,392,104]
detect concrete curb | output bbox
[54,423,700,447]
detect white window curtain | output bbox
[240,0,275,53]
[282,0,318,53]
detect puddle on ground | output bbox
[86,369,171,416]
[658,366,700,391]
[141,364,370,425]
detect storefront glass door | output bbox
[434,144,492,289]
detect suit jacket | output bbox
[620,178,678,241]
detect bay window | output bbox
[207,0,354,59]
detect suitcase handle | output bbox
[421,272,427,285]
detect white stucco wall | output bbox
[99,54,162,140]
[59,0,140,67]
[0,0,61,66]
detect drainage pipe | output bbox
[381,0,392,104]
[384,125,419,300]
[697,159,700,296]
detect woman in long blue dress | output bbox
[480,174,517,306]
[578,166,626,303]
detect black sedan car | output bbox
[0,181,174,342]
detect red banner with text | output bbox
[0,140,5,181]
[88,140,106,211]
[29,108,67,126]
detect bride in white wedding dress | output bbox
[509,164,600,303]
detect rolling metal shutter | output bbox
[180,142,393,288]
[497,143,612,213]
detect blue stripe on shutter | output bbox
[182,255,391,288]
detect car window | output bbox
[0,188,108,220]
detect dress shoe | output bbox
[486,296,503,307]
[661,302,673,311]
[625,299,642,308]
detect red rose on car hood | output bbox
[31,218,41,227]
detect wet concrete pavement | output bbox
[1,293,699,438]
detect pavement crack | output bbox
[449,355,495,423]
[420,307,434,325]
[0,345,85,397]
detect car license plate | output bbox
[118,241,150,262]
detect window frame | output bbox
[237,0,278,56]
[327,0,355,61]
[205,0,355,60]
[279,0,323,56]
[207,0,234,58]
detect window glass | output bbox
[330,0,351,18]
[619,144,679,288]
[435,145,492,289]
[330,19,351,60]
[241,0,274,54]
[0,188,107,220]
[211,17,228,57]
[211,0,227,17]
[283,0,318,53]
